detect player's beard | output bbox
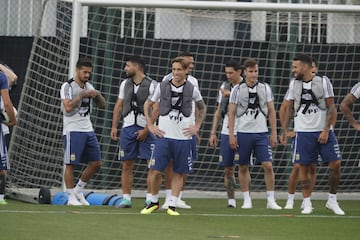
[126,71,135,78]
[295,72,304,81]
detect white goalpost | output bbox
[7,0,360,202]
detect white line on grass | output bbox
[1,210,359,218]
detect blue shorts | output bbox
[119,125,154,161]
[292,131,341,165]
[219,134,237,167]
[63,131,101,164]
[0,129,9,170]
[191,135,198,161]
[235,132,272,165]
[149,137,193,174]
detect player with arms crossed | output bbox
[60,57,106,206]
[228,58,282,210]
[281,53,344,215]
[141,57,206,216]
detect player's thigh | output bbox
[219,133,236,167]
[171,139,193,174]
[150,137,170,172]
[319,130,342,163]
[235,132,254,165]
[83,132,101,162]
[294,132,319,165]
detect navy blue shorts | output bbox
[292,131,341,165]
[63,131,101,164]
[119,125,154,161]
[149,137,193,174]
[235,132,272,165]
[219,133,237,167]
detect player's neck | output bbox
[133,73,145,85]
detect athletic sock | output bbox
[146,193,152,202]
[165,189,171,202]
[328,193,337,202]
[228,199,236,207]
[150,194,159,203]
[242,191,251,201]
[287,193,295,201]
[266,191,275,201]
[123,194,131,201]
[74,179,87,193]
[169,195,178,207]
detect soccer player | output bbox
[141,57,206,216]
[209,59,250,208]
[340,82,360,132]
[161,51,198,210]
[228,58,282,210]
[60,57,106,206]
[0,63,17,205]
[110,55,158,208]
[281,53,344,215]
[280,58,329,209]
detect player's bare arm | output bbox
[340,93,360,131]
[144,99,164,138]
[91,90,106,109]
[183,99,206,137]
[267,100,277,148]
[228,102,237,150]
[110,98,124,140]
[318,97,336,144]
[209,103,222,148]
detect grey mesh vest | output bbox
[122,76,155,118]
[220,81,231,118]
[236,81,268,118]
[293,75,326,115]
[61,79,91,117]
[159,80,194,117]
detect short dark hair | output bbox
[76,57,92,69]
[179,51,193,58]
[312,56,318,68]
[125,55,146,72]
[225,59,242,71]
[293,54,313,67]
[243,58,258,69]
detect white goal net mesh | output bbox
[7,0,360,196]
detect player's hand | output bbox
[220,88,231,97]
[136,128,149,142]
[353,123,360,131]
[270,133,277,148]
[229,135,238,150]
[183,125,199,138]
[279,133,287,146]
[110,127,118,141]
[209,134,217,148]
[318,129,329,144]
[148,124,165,138]
[87,89,99,98]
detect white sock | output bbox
[242,191,251,201]
[287,193,295,201]
[146,193,151,202]
[169,195,178,207]
[178,191,183,201]
[74,179,87,193]
[0,194,4,201]
[303,197,311,205]
[266,191,275,201]
[150,194,159,203]
[123,194,131,201]
[165,189,171,202]
[328,193,337,202]
[67,188,76,199]
[228,199,236,207]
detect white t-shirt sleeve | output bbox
[60,82,72,100]
[149,83,161,102]
[118,80,126,99]
[350,82,360,99]
[265,83,274,102]
[229,85,240,104]
[284,80,295,101]
[192,87,203,102]
[322,76,334,98]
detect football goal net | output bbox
[7,0,360,201]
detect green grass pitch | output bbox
[1,198,359,240]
